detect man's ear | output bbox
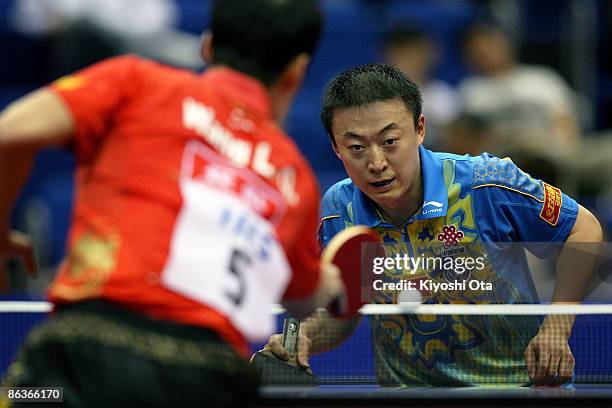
[201,32,213,64]
[332,141,342,160]
[416,114,426,145]
[269,53,311,122]
[276,53,310,92]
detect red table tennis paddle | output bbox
[321,225,382,319]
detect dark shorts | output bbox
[2,301,258,408]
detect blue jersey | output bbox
[319,146,578,386]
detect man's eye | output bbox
[383,139,398,146]
[349,145,365,151]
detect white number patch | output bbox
[161,142,289,341]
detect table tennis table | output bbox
[257,383,612,406]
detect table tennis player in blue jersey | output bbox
[264,64,603,387]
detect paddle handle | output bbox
[281,317,300,358]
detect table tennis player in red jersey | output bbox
[0,1,346,406]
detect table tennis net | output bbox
[3,302,612,386]
[290,304,612,386]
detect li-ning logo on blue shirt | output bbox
[422,200,443,215]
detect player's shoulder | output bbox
[110,54,196,84]
[97,54,157,72]
[98,54,142,67]
[319,179,353,238]
[143,57,196,79]
[431,150,473,163]
[471,152,545,200]
[429,150,476,184]
[321,178,354,216]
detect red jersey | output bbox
[47,55,321,353]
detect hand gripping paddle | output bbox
[250,318,317,386]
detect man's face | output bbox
[331,98,425,214]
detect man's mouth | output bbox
[369,178,394,188]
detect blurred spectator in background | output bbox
[441,112,488,157]
[457,23,581,159]
[10,0,203,76]
[382,26,459,149]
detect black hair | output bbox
[211,0,322,86]
[320,64,423,146]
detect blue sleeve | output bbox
[472,155,578,258]
[318,185,347,248]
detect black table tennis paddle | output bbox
[251,318,318,386]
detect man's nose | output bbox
[367,146,388,173]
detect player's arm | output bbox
[0,55,142,288]
[473,156,603,385]
[0,89,75,280]
[281,262,344,320]
[267,257,359,367]
[275,168,347,320]
[550,204,603,303]
[526,204,603,384]
[265,310,361,368]
[301,311,360,359]
[266,188,361,367]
